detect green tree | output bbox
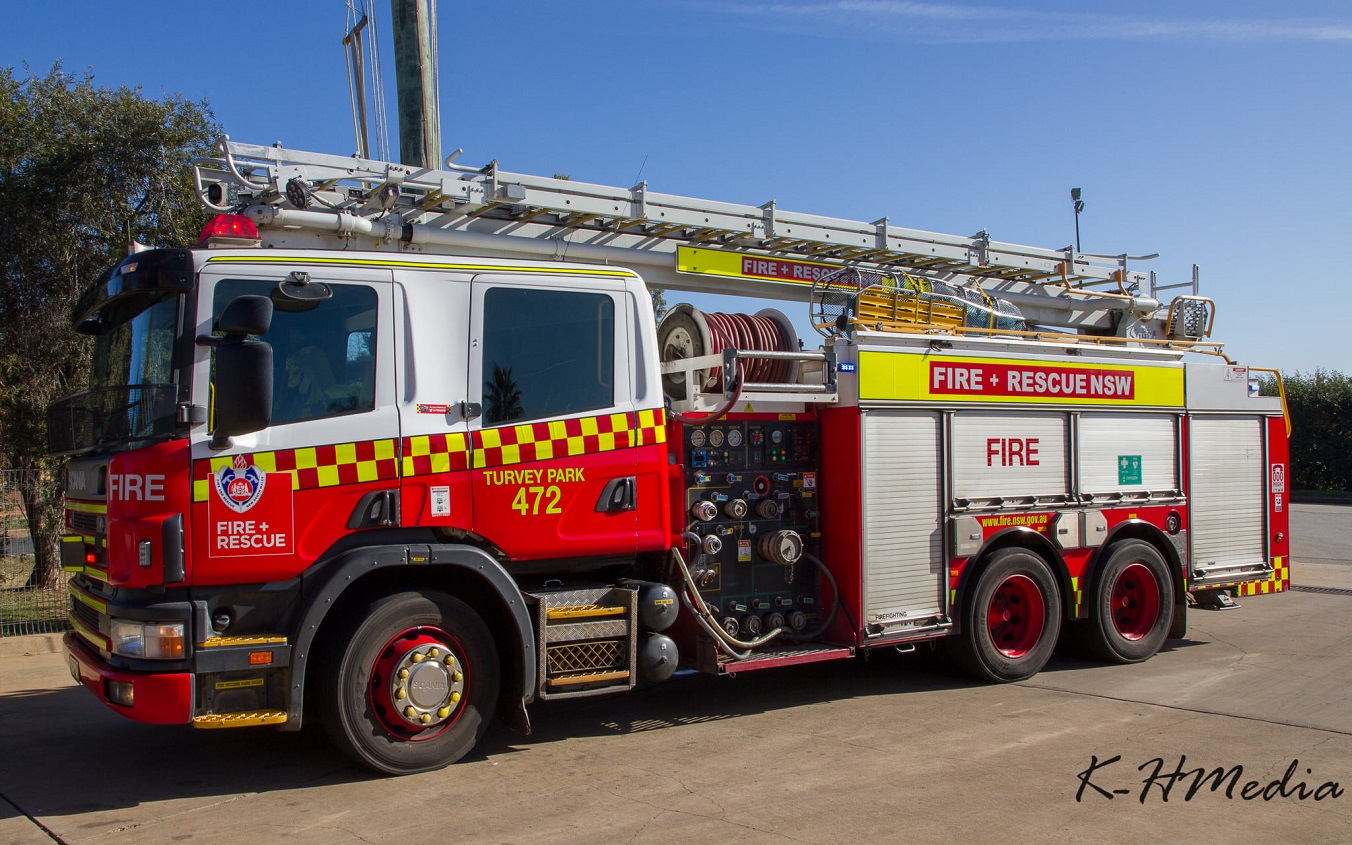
[0,65,219,586]
[649,286,667,321]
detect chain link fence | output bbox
[1,469,71,637]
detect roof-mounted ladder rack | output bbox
[194,137,1165,305]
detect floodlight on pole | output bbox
[1070,187,1084,253]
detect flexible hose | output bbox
[784,552,840,642]
[671,540,784,652]
[679,591,751,660]
[668,383,742,425]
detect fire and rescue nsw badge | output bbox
[207,455,295,557]
[214,455,266,513]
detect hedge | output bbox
[1279,369,1351,493]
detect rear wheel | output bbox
[947,548,1061,683]
[319,590,499,774]
[1081,541,1173,664]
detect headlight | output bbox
[109,619,185,659]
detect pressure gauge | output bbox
[689,429,707,448]
[769,429,784,445]
[727,428,743,447]
[708,429,725,448]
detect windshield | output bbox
[48,284,187,458]
[90,291,178,390]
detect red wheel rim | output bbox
[368,626,468,742]
[987,574,1046,658]
[1110,563,1160,641]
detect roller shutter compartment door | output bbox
[860,410,945,629]
[1079,413,1179,497]
[951,411,1068,502]
[1189,416,1267,582]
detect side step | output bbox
[716,644,853,675]
[526,585,638,700]
[1193,588,1241,611]
[192,710,288,729]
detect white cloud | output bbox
[708,1,1352,44]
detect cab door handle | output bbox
[595,476,636,512]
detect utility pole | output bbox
[391,0,440,168]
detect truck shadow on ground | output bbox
[0,649,994,819]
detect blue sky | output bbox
[4,1,1349,373]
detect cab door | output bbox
[466,274,638,561]
[191,262,397,585]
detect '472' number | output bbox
[512,485,563,516]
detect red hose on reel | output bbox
[658,305,798,424]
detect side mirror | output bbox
[199,295,275,449]
[217,294,273,336]
[212,340,273,449]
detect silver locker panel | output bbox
[861,410,945,627]
[1079,413,1179,495]
[1189,416,1266,578]
[951,411,1068,501]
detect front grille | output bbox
[70,595,103,635]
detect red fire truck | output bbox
[50,138,1290,774]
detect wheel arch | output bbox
[952,527,1069,636]
[286,541,535,734]
[1086,520,1187,639]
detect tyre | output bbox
[319,590,500,774]
[1081,540,1174,664]
[947,548,1062,683]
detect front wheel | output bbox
[1080,540,1174,664]
[947,548,1062,683]
[319,590,500,775]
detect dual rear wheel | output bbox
[947,541,1173,683]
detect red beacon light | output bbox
[196,214,262,248]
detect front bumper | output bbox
[65,632,193,724]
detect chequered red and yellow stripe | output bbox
[192,409,666,501]
[473,410,664,469]
[1233,557,1290,597]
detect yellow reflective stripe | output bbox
[204,254,636,278]
[70,616,106,650]
[198,635,288,648]
[69,584,107,614]
[66,502,108,514]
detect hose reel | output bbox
[657,304,799,401]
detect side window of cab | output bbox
[212,280,378,425]
[480,287,615,425]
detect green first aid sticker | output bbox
[1119,455,1142,485]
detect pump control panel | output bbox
[681,417,821,637]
